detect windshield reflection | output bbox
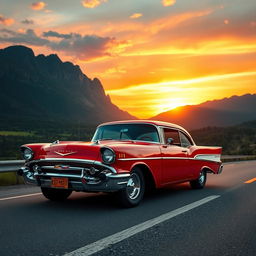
[92,124,160,143]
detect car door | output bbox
[179,131,198,178]
[160,127,190,184]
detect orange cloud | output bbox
[89,9,214,38]
[81,0,107,8]
[0,28,130,61]
[0,15,14,26]
[149,9,214,34]
[31,2,46,11]
[130,13,143,19]
[162,0,176,7]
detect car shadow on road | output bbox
[36,183,201,208]
[31,181,225,212]
[40,192,117,211]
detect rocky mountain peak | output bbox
[0,45,135,124]
[3,45,35,58]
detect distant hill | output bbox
[151,94,256,130]
[0,45,135,125]
[190,120,256,155]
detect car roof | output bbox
[99,120,187,131]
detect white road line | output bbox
[0,193,42,201]
[64,195,220,256]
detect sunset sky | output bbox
[0,0,255,118]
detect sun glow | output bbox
[155,99,190,113]
[106,71,256,118]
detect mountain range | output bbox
[0,45,134,125]
[151,94,256,130]
[0,45,255,130]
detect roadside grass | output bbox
[0,173,24,186]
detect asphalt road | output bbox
[0,161,255,256]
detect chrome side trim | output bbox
[119,155,221,163]
[119,157,189,161]
[119,157,162,161]
[28,158,117,173]
[162,157,188,160]
[194,154,221,162]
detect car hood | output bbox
[26,140,154,161]
[39,141,102,161]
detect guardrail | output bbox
[0,160,25,173]
[221,155,256,162]
[1,156,256,173]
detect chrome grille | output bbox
[33,164,101,184]
[40,166,85,177]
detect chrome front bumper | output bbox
[19,159,130,192]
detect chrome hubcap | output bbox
[127,173,141,200]
[199,172,205,184]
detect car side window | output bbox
[163,128,180,146]
[179,132,192,148]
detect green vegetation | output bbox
[0,119,255,186]
[0,119,96,160]
[0,119,255,160]
[190,120,256,155]
[0,172,24,186]
[0,131,34,136]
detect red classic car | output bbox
[19,120,223,207]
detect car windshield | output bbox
[92,124,160,143]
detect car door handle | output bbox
[182,150,188,153]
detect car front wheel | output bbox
[41,187,72,201]
[190,170,207,189]
[117,167,145,207]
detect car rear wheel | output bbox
[117,167,145,207]
[190,170,207,189]
[41,187,72,201]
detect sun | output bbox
[155,98,189,114]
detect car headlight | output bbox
[22,147,34,161]
[101,148,115,164]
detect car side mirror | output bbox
[167,138,174,145]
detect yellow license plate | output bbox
[51,177,68,189]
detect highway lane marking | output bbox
[0,193,42,201]
[244,177,256,184]
[64,195,220,256]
